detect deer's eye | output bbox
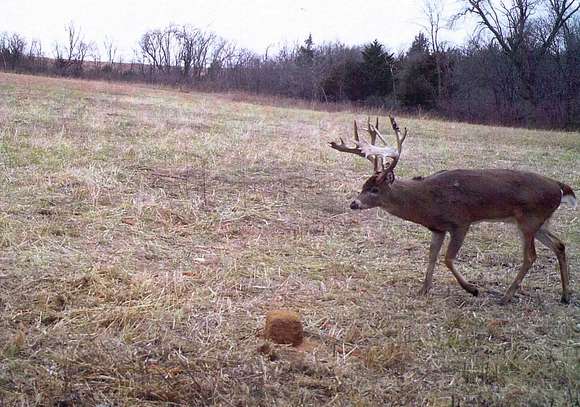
[370,187,379,194]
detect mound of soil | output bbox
[264,310,304,346]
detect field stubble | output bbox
[0,73,579,406]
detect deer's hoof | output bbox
[499,296,512,306]
[418,285,432,296]
[561,293,571,304]
[464,283,479,297]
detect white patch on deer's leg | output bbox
[560,190,577,209]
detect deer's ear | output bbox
[377,170,395,185]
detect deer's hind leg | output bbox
[501,218,543,304]
[535,226,570,304]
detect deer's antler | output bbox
[383,115,407,173]
[329,117,406,174]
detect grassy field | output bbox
[0,72,578,406]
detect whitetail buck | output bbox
[330,117,576,304]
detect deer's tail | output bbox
[559,182,576,209]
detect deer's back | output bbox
[401,169,563,229]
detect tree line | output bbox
[1,0,579,129]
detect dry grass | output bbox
[0,72,579,406]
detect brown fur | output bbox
[360,169,562,231]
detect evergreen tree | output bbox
[409,32,430,55]
[297,33,314,67]
[398,33,438,108]
[293,34,316,99]
[360,39,394,100]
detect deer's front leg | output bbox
[445,226,479,296]
[420,231,446,295]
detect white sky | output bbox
[1,0,475,60]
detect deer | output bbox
[330,116,576,304]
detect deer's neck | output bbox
[380,180,431,225]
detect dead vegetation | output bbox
[0,72,579,406]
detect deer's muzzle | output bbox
[350,200,362,210]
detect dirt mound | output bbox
[264,310,304,346]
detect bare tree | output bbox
[208,38,236,82]
[544,15,580,125]
[0,33,8,70]
[103,36,117,65]
[27,39,44,72]
[422,0,445,98]
[89,41,101,68]
[455,0,580,108]
[65,22,82,62]
[52,22,93,75]
[175,25,199,80]
[0,33,27,70]
[28,39,42,58]
[161,25,180,73]
[173,26,218,81]
[139,30,162,80]
[191,30,216,80]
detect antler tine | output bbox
[365,116,388,145]
[389,115,407,154]
[328,120,364,157]
[401,127,408,144]
[328,138,366,158]
[367,117,376,145]
[365,117,380,171]
[382,115,409,173]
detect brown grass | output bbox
[0,72,579,406]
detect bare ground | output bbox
[0,72,579,406]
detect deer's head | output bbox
[330,116,407,211]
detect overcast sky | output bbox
[2,0,476,59]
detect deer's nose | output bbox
[350,200,361,210]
